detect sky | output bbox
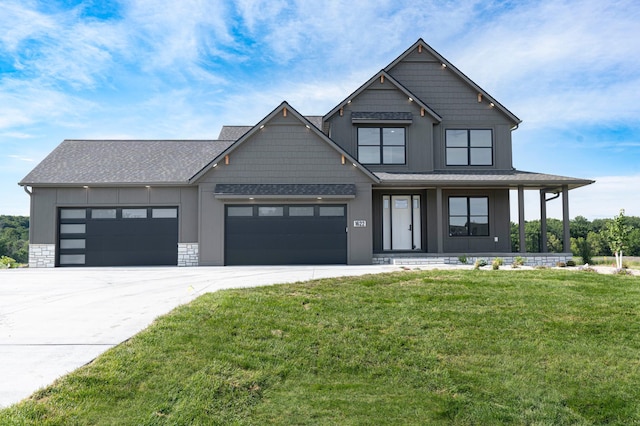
[1,0,639,220]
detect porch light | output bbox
[489,102,495,107]
[212,163,218,168]
[259,125,265,129]
[408,97,413,102]
[441,63,446,68]
[305,124,311,129]
[352,163,357,167]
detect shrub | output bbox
[566,260,576,267]
[492,258,503,270]
[0,256,18,269]
[556,262,567,268]
[473,259,488,270]
[512,256,525,268]
[458,255,468,264]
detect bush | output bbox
[0,256,18,269]
[556,262,567,268]
[492,258,504,270]
[473,259,488,270]
[512,256,525,268]
[458,255,468,264]
[566,260,576,267]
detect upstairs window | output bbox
[446,129,493,166]
[449,197,489,236]
[358,127,405,165]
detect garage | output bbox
[57,207,178,266]
[225,204,347,265]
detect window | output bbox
[446,129,492,166]
[289,206,314,216]
[227,207,253,217]
[258,206,284,217]
[123,209,147,218]
[319,206,345,217]
[91,209,116,219]
[358,127,405,164]
[152,208,178,218]
[449,197,489,236]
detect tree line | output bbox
[510,214,640,262]
[0,215,29,263]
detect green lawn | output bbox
[2,270,640,425]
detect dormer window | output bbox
[446,129,493,166]
[357,127,405,165]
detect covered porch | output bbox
[372,170,594,263]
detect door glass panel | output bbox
[60,224,86,234]
[123,209,147,218]
[227,207,253,217]
[152,208,178,218]
[59,254,85,265]
[258,206,284,217]
[91,209,116,219]
[319,206,344,217]
[382,196,391,250]
[60,209,86,219]
[60,239,85,249]
[289,206,314,216]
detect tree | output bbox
[604,209,631,269]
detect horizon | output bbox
[1,1,639,220]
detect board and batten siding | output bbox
[197,114,374,266]
[387,50,516,171]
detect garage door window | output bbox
[60,224,86,234]
[60,209,86,219]
[60,239,86,249]
[123,209,147,218]
[289,206,314,216]
[319,206,345,216]
[152,208,178,218]
[91,209,116,219]
[227,206,253,217]
[258,206,284,216]
[59,254,85,265]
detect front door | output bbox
[383,195,422,251]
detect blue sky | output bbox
[1,0,639,220]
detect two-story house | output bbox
[19,39,593,267]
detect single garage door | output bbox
[57,207,178,266]
[225,204,347,265]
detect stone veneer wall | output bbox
[373,254,573,267]
[178,243,199,267]
[29,244,56,268]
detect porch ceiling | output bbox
[374,170,594,192]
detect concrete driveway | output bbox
[0,265,397,408]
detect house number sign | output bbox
[353,220,367,228]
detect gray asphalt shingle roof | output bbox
[20,140,234,185]
[217,116,324,140]
[375,170,594,190]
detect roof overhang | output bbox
[374,170,594,192]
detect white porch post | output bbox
[518,186,526,253]
[562,185,570,252]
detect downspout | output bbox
[23,185,32,196]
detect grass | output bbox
[2,269,640,425]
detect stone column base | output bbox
[178,243,199,267]
[29,244,56,268]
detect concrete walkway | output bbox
[0,265,398,408]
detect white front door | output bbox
[383,195,422,251]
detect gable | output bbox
[385,39,520,126]
[195,103,378,185]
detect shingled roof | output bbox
[374,170,594,190]
[20,140,233,185]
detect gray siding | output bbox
[29,186,199,244]
[198,113,374,265]
[388,51,515,170]
[326,80,437,172]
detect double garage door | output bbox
[225,204,347,265]
[57,207,178,267]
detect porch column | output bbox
[518,186,526,253]
[562,185,570,252]
[540,189,548,253]
[436,187,444,253]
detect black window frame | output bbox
[357,127,406,165]
[445,129,493,166]
[448,196,489,237]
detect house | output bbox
[19,39,593,267]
